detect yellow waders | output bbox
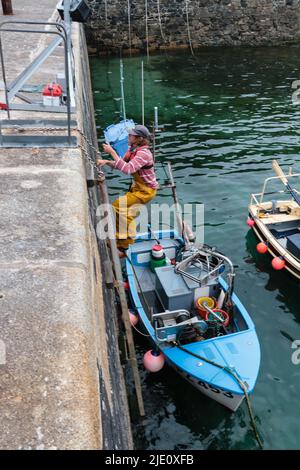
[112,172,157,250]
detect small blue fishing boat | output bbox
[125,230,261,412]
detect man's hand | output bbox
[96,159,108,166]
[96,159,114,168]
[103,143,114,155]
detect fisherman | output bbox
[96,124,159,258]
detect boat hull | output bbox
[248,208,300,280]
[126,230,260,413]
[169,362,244,411]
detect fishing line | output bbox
[145,0,150,60]
[127,0,132,56]
[157,0,166,44]
[104,0,108,21]
[185,0,194,56]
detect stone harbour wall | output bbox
[85,0,300,55]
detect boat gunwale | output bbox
[248,206,300,276]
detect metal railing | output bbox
[0,19,76,147]
[250,173,300,206]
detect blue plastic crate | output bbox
[104,119,135,159]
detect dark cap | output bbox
[128,124,151,139]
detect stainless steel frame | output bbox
[250,173,300,206]
[0,18,76,147]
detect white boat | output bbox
[248,160,300,280]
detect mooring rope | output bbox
[185,0,194,56]
[104,0,108,22]
[127,0,132,56]
[145,0,150,60]
[174,341,264,449]
[157,0,166,44]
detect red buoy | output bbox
[143,350,165,372]
[129,310,138,326]
[247,217,255,227]
[204,308,230,327]
[257,242,268,254]
[123,280,129,290]
[272,257,286,271]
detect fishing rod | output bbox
[166,162,195,249]
[148,223,160,245]
[150,106,195,249]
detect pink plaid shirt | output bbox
[114,146,159,189]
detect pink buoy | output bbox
[143,350,165,373]
[272,257,286,271]
[247,217,255,227]
[129,310,138,326]
[257,242,268,254]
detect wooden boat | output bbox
[125,230,261,412]
[248,160,300,280]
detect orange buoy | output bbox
[143,350,165,372]
[247,217,255,227]
[257,242,268,254]
[272,257,286,271]
[205,308,230,327]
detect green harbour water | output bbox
[91,47,300,450]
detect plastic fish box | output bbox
[155,266,194,311]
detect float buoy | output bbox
[150,244,166,272]
[272,257,286,271]
[257,242,268,254]
[247,217,255,227]
[143,350,165,372]
[129,309,138,326]
[123,280,129,290]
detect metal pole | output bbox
[141,61,145,125]
[62,32,71,144]
[120,59,126,121]
[154,106,158,131]
[0,31,10,118]
[63,0,72,144]
[1,1,13,15]
[64,0,72,56]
